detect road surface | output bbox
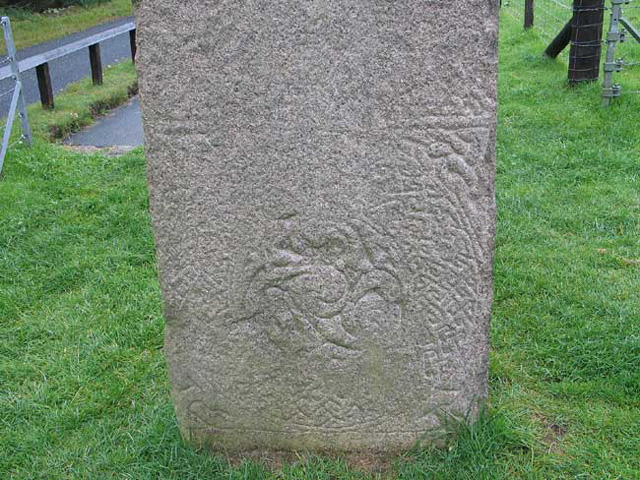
[65,95,143,147]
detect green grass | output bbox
[1,0,132,53]
[1,12,640,480]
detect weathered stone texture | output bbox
[137,0,499,452]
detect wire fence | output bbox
[501,0,640,104]
[502,0,575,54]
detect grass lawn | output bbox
[1,10,640,480]
[1,0,132,54]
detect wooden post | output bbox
[35,62,54,110]
[568,0,605,84]
[129,29,137,64]
[545,19,573,58]
[89,43,103,86]
[524,0,534,29]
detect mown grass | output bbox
[0,0,132,54]
[1,10,639,480]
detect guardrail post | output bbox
[88,43,103,85]
[36,62,54,109]
[129,29,137,64]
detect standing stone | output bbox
[137,0,499,453]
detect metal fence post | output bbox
[602,0,623,106]
[1,16,31,146]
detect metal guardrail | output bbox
[0,21,135,82]
[7,19,136,110]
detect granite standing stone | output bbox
[137,0,499,453]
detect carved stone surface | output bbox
[137,0,499,452]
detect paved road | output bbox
[65,95,143,147]
[0,16,135,117]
